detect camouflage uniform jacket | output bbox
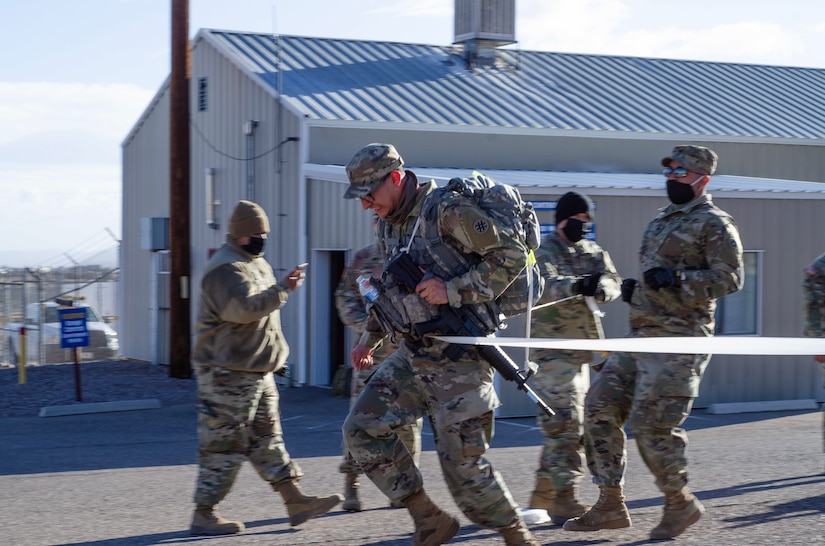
[361,175,530,352]
[192,236,291,373]
[804,252,825,338]
[532,232,622,361]
[334,243,396,361]
[628,194,743,336]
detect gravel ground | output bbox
[0,359,198,417]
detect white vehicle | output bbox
[5,301,119,365]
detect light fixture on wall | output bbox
[205,167,220,230]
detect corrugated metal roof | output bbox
[203,30,825,140]
[304,163,825,199]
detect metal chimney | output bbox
[453,0,516,68]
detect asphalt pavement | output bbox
[1,386,823,545]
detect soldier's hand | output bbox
[574,273,602,297]
[621,278,637,303]
[643,267,681,290]
[350,343,374,371]
[814,355,825,364]
[285,267,306,291]
[415,276,448,304]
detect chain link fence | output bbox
[0,266,119,366]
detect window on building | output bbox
[715,250,760,335]
[198,77,208,112]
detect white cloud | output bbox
[0,82,152,144]
[517,0,631,52]
[366,0,453,18]
[0,82,152,257]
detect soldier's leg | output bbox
[630,352,710,494]
[582,352,636,487]
[532,357,588,490]
[630,352,710,539]
[246,372,302,484]
[436,410,518,528]
[339,366,374,511]
[563,352,636,532]
[342,350,426,503]
[193,365,251,508]
[243,372,341,526]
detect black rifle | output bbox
[385,252,554,417]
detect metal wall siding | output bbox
[121,86,171,362]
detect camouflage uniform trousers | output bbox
[530,352,590,491]
[342,343,521,530]
[583,349,711,494]
[339,363,423,474]
[193,365,302,507]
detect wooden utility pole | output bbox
[169,0,192,378]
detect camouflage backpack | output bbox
[437,172,543,318]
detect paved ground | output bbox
[1,382,823,545]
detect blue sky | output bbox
[1,0,824,268]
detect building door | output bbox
[309,249,347,386]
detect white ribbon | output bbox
[434,335,825,356]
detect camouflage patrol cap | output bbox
[344,143,404,199]
[661,145,718,175]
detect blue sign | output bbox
[59,308,90,348]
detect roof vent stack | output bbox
[453,0,516,69]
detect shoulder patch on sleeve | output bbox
[456,206,499,249]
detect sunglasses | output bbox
[662,167,703,178]
[359,174,390,204]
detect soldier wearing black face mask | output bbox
[565,146,743,540]
[526,191,622,524]
[189,199,341,536]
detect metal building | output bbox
[121,4,825,415]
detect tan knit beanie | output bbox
[228,200,270,238]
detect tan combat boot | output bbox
[275,480,343,526]
[649,487,704,540]
[342,473,362,512]
[402,488,460,546]
[189,506,245,536]
[499,518,541,546]
[562,485,631,531]
[529,477,589,525]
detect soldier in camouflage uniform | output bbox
[341,143,540,546]
[527,191,622,525]
[564,146,743,540]
[334,241,423,512]
[802,251,825,459]
[189,200,342,536]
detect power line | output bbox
[189,117,299,160]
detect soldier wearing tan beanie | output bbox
[228,199,270,239]
[190,199,341,536]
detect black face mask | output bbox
[242,235,266,256]
[666,179,698,205]
[561,218,592,243]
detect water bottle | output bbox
[356,275,379,302]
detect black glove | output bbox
[574,273,602,297]
[621,278,637,303]
[643,267,681,290]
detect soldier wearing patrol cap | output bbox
[565,145,743,540]
[341,143,541,545]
